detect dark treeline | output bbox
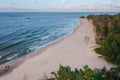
[87,13,120,65]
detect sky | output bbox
[0,0,120,12]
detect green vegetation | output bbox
[87,13,120,65]
[47,65,120,80]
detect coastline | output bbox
[0,21,79,75]
[0,18,80,76]
[0,18,115,80]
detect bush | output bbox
[47,65,120,80]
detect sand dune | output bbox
[0,18,115,80]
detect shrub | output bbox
[47,65,120,80]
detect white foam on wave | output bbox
[41,34,54,40]
[6,53,20,61]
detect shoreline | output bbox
[0,18,115,80]
[0,18,80,76]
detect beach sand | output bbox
[0,18,115,80]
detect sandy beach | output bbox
[0,18,115,80]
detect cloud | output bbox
[61,0,69,4]
[0,0,119,12]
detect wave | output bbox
[6,53,20,61]
[5,48,29,61]
[41,34,54,40]
[0,41,24,51]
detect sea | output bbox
[0,12,118,64]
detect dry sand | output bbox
[0,18,115,80]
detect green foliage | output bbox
[87,13,120,65]
[47,65,120,80]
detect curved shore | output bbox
[0,18,115,80]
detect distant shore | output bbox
[0,18,115,80]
